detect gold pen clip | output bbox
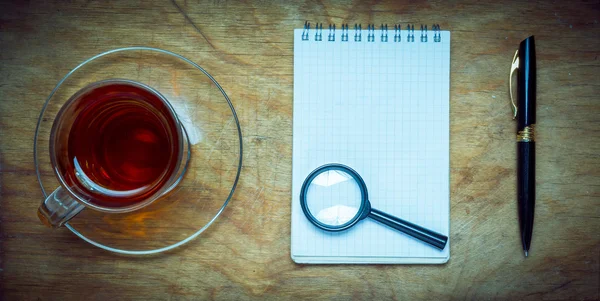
[509,50,519,119]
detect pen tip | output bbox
[524,250,528,257]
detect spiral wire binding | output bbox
[394,25,401,42]
[341,24,349,42]
[407,24,415,42]
[302,22,441,43]
[354,24,362,42]
[302,21,310,41]
[315,23,323,41]
[366,24,373,42]
[381,24,388,42]
[433,24,441,42]
[328,24,336,41]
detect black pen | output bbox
[510,36,536,257]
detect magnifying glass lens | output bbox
[305,169,363,227]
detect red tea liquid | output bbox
[61,82,180,208]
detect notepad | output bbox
[291,24,451,264]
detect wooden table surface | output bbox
[1,0,599,299]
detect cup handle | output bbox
[37,187,85,228]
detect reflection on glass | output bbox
[316,205,359,226]
[311,170,352,187]
[73,157,147,197]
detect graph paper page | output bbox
[292,28,450,264]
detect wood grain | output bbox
[1,0,599,299]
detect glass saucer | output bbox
[34,47,242,255]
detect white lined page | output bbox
[292,28,450,264]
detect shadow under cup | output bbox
[38,79,190,228]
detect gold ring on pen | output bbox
[517,125,535,142]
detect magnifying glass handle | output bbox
[368,208,448,250]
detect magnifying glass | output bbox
[300,163,448,250]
